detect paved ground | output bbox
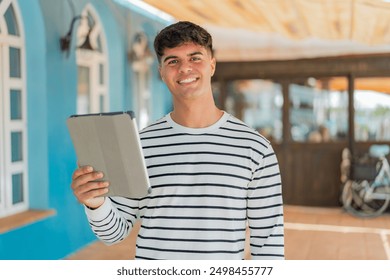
[66,205,390,260]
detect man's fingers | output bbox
[74,181,109,195]
[72,170,103,187]
[73,181,109,201]
[72,165,93,180]
[70,164,108,209]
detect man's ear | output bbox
[158,66,165,82]
[210,57,216,77]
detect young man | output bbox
[71,21,284,260]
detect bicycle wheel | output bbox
[341,180,390,218]
[341,180,364,217]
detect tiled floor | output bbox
[66,205,390,260]
[283,205,390,259]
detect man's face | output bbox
[158,42,216,102]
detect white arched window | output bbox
[0,0,27,218]
[129,32,154,129]
[76,5,108,114]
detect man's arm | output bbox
[71,165,138,245]
[247,144,285,259]
[85,196,139,245]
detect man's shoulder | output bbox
[224,114,271,147]
[139,115,170,134]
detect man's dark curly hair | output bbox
[154,21,213,64]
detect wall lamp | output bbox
[60,15,94,57]
[128,32,154,72]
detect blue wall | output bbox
[0,0,171,259]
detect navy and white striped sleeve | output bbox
[84,196,139,245]
[247,143,284,259]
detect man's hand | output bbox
[71,165,109,209]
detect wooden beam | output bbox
[329,77,390,93]
[213,53,390,81]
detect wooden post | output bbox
[348,74,355,156]
[282,81,291,144]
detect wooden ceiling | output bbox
[143,0,390,60]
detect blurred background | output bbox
[0,0,389,260]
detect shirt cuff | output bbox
[84,197,112,221]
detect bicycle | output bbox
[340,144,390,218]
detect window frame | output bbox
[76,5,108,114]
[0,0,28,218]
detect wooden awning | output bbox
[143,0,390,61]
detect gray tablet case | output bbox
[66,111,150,198]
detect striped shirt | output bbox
[85,112,284,260]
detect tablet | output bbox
[66,111,150,198]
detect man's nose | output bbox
[179,61,192,73]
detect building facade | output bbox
[0,0,172,259]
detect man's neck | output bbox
[170,101,223,128]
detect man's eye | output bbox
[167,59,178,65]
[191,57,201,61]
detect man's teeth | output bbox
[179,78,196,84]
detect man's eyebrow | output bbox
[163,55,178,63]
[189,51,204,56]
[162,51,204,63]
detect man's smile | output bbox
[177,77,198,84]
